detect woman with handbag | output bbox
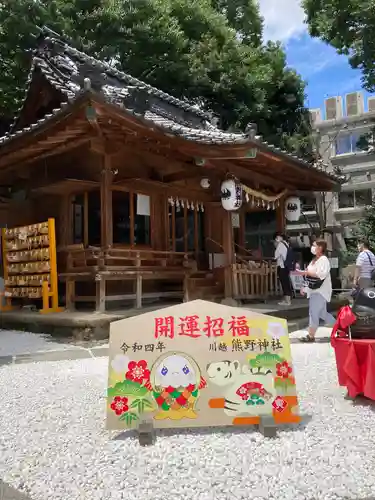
[297,239,336,343]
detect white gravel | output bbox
[1,343,375,500]
[0,330,78,357]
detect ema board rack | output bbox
[1,218,62,313]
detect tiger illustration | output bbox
[206,360,275,416]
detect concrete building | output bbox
[287,91,375,251]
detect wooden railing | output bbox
[59,245,196,311]
[64,245,195,274]
[205,237,281,301]
[232,260,280,300]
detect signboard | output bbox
[290,271,305,291]
[107,300,300,431]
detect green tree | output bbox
[355,203,375,249]
[0,0,312,160]
[210,0,263,46]
[302,0,375,91]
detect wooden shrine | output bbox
[0,27,340,313]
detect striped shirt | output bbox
[356,251,375,279]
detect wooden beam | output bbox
[14,166,97,193]
[162,169,203,183]
[0,135,90,175]
[222,210,234,298]
[208,159,296,190]
[112,178,214,202]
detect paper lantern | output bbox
[285,196,301,222]
[220,179,243,211]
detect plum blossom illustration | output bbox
[276,361,292,379]
[267,322,286,339]
[126,360,150,384]
[111,354,130,374]
[110,396,129,416]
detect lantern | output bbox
[285,196,301,222]
[220,179,243,211]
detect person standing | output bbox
[297,239,335,342]
[274,232,293,306]
[354,239,375,289]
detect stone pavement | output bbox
[0,480,32,500]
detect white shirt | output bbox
[274,241,287,268]
[356,250,375,278]
[303,255,332,303]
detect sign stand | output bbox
[138,419,155,446]
[259,416,277,438]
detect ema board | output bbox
[106,300,301,436]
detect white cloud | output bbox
[258,0,306,42]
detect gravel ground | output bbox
[0,343,374,500]
[0,330,78,357]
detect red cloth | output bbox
[333,338,375,400]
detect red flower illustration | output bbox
[110,396,129,416]
[276,361,292,379]
[126,360,150,384]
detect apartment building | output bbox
[287,91,375,251]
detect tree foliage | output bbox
[0,0,312,158]
[356,203,375,250]
[302,0,375,91]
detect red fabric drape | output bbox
[334,338,375,400]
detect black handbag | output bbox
[306,276,325,290]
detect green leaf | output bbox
[119,411,139,426]
[249,352,284,369]
[108,380,149,399]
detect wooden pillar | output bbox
[83,192,89,247]
[222,210,235,298]
[277,197,286,233]
[100,154,113,247]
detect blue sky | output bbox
[258,0,373,112]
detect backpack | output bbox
[282,241,296,271]
[364,252,375,281]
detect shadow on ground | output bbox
[0,480,33,500]
[112,413,313,442]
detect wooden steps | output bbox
[186,271,223,301]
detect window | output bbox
[335,131,366,155]
[169,204,205,253]
[112,191,151,246]
[300,195,316,212]
[244,210,277,258]
[71,190,101,246]
[338,189,372,209]
[72,194,84,244]
[88,191,101,245]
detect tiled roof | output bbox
[0,26,340,184]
